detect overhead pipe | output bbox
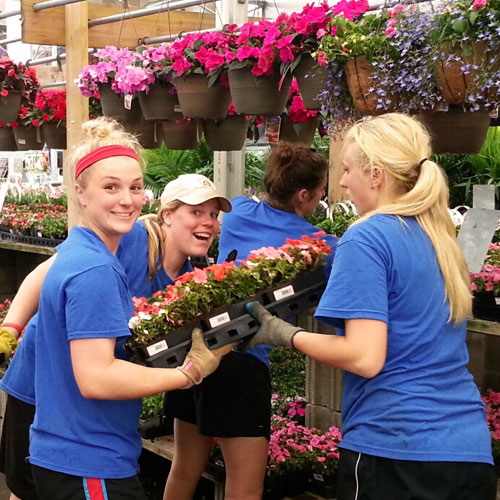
[42,81,66,88]
[0,37,22,46]
[88,0,208,27]
[139,26,221,45]
[33,0,84,12]
[0,8,21,20]
[26,48,95,66]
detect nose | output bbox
[119,189,133,206]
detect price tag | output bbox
[273,284,294,301]
[124,94,133,110]
[174,104,182,113]
[146,339,168,357]
[18,139,26,145]
[313,473,324,482]
[209,312,230,328]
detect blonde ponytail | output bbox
[346,114,471,324]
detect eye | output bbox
[104,184,117,191]
[131,185,144,192]
[211,212,219,220]
[191,210,201,216]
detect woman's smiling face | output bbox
[165,199,220,257]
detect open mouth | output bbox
[193,232,211,242]
[111,211,134,218]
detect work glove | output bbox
[177,328,236,388]
[244,302,303,350]
[0,327,18,356]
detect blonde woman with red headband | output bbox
[1,118,231,500]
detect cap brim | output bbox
[178,193,232,213]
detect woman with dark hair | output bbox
[163,142,339,500]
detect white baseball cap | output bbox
[160,174,232,213]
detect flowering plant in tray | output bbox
[127,235,331,349]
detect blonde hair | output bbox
[67,117,145,189]
[139,200,183,280]
[343,113,471,324]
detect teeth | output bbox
[194,233,210,238]
[113,212,132,217]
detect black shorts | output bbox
[31,465,146,500]
[338,448,497,500]
[0,394,38,500]
[164,351,271,439]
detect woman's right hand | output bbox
[177,328,236,388]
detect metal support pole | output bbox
[0,8,21,20]
[43,81,67,88]
[88,0,207,27]
[212,0,248,199]
[26,48,94,67]
[0,37,22,45]
[140,27,221,45]
[33,0,83,12]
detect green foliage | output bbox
[306,205,358,237]
[435,127,500,207]
[269,347,306,399]
[141,393,164,419]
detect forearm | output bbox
[76,358,189,400]
[293,320,387,378]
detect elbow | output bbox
[76,381,106,400]
[351,357,385,379]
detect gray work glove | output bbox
[177,328,236,388]
[244,302,303,350]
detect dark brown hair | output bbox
[263,141,328,211]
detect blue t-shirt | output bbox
[0,220,192,407]
[315,214,493,464]
[218,196,338,366]
[28,227,143,478]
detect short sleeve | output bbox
[315,238,388,329]
[65,266,131,340]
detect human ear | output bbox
[75,184,86,207]
[297,188,311,203]
[162,210,172,226]
[371,167,385,188]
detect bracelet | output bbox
[1,323,24,335]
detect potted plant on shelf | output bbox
[482,389,500,476]
[169,28,237,119]
[227,16,299,116]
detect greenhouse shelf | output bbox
[131,267,328,368]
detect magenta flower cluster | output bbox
[481,389,500,459]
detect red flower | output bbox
[0,90,8,97]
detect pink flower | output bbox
[472,0,488,9]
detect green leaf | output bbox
[452,19,467,33]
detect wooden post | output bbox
[64,1,89,229]
[328,134,346,204]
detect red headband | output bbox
[75,145,139,179]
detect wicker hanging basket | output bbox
[228,68,293,116]
[345,56,398,115]
[293,55,328,110]
[417,105,490,154]
[173,74,231,120]
[138,81,183,121]
[202,115,249,151]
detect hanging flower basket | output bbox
[435,43,498,106]
[173,74,231,120]
[13,126,43,151]
[228,68,293,116]
[41,122,66,150]
[0,90,22,124]
[417,105,490,154]
[0,127,16,151]
[279,115,317,146]
[344,56,399,116]
[97,83,141,122]
[202,115,249,151]
[127,119,161,149]
[138,81,182,121]
[293,55,328,110]
[159,119,201,150]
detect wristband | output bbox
[1,323,23,335]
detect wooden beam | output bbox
[22,0,215,48]
[64,1,89,229]
[328,134,347,204]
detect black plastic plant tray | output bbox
[0,230,63,247]
[135,267,328,368]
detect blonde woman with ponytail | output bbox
[246,114,496,500]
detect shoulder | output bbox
[117,221,148,257]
